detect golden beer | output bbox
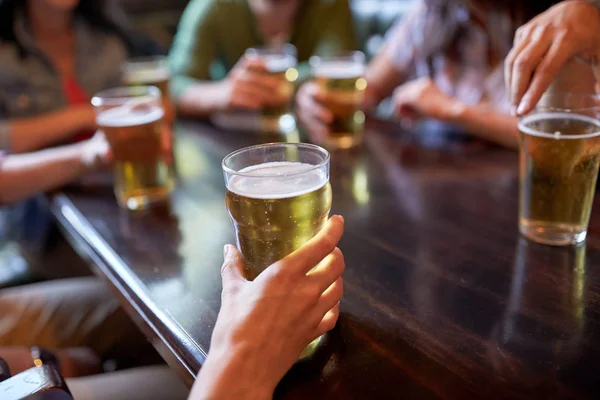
[97,105,174,210]
[226,161,332,280]
[311,54,367,149]
[262,62,297,133]
[519,112,600,245]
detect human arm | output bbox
[0,132,109,204]
[189,216,345,400]
[392,78,518,149]
[295,2,422,134]
[506,0,600,116]
[1,105,96,153]
[169,0,280,117]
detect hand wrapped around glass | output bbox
[222,143,332,357]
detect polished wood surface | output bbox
[51,119,600,399]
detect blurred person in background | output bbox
[0,0,160,152]
[169,0,357,117]
[0,0,162,282]
[296,0,558,149]
[0,138,190,400]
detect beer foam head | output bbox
[96,105,164,127]
[228,162,328,199]
[519,112,600,139]
[123,68,170,84]
[263,55,296,72]
[313,61,365,79]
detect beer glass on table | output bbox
[245,45,298,133]
[222,143,332,357]
[122,56,174,123]
[92,86,174,211]
[309,52,367,149]
[518,93,600,246]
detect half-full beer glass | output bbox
[92,86,174,210]
[223,143,332,358]
[310,52,367,149]
[518,93,600,245]
[245,45,298,133]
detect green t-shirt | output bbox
[168,0,358,98]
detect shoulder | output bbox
[0,39,28,75]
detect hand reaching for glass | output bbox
[505,0,600,116]
[190,215,345,400]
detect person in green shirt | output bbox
[169,0,357,117]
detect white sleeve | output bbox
[383,1,426,72]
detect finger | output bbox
[518,37,573,115]
[276,215,345,276]
[313,303,340,338]
[241,71,282,92]
[510,36,552,109]
[243,56,267,73]
[505,27,533,107]
[236,87,270,108]
[230,88,264,110]
[316,277,344,316]
[307,247,345,292]
[221,245,247,289]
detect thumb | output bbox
[221,245,246,288]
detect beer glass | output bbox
[223,143,332,358]
[518,93,600,245]
[245,45,298,133]
[310,52,367,149]
[122,56,174,123]
[92,86,174,210]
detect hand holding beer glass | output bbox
[92,86,174,210]
[245,45,299,133]
[298,52,367,149]
[518,94,600,245]
[222,143,334,357]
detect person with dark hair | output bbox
[296,0,559,149]
[168,0,356,117]
[0,0,160,152]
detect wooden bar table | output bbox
[50,119,600,399]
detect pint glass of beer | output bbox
[245,45,298,133]
[122,56,174,123]
[310,52,367,149]
[518,93,600,245]
[223,142,332,357]
[92,86,174,210]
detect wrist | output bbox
[197,343,275,400]
[440,98,468,123]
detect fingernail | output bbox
[223,245,230,258]
[337,215,344,224]
[517,101,527,116]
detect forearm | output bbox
[0,143,87,204]
[189,346,274,400]
[445,102,519,149]
[7,108,94,153]
[175,79,226,118]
